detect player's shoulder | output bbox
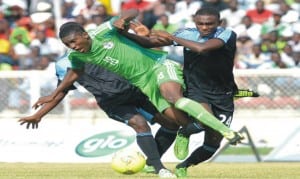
[64,48,83,62]
[214,27,236,41]
[88,18,116,37]
[55,54,71,79]
[215,27,235,35]
[173,28,199,41]
[56,54,71,69]
[174,27,198,35]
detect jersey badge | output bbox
[103,41,114,49]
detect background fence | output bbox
[0,69,299,119]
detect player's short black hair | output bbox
[195,7,220,20]
[59,22,85,39]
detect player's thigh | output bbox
[105,105,142,124]
[156,60,185,102]
[156,60,184,90]
[107,105,151,132]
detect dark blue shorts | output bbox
[185,87,234,127]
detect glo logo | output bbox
[76,131,135,157]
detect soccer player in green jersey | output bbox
[34,9,243,159]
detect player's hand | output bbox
[18,115,41,129]
[129,21,150,36]
[149,30,173,45]
[149,34,173,44]
[32,95,54,109]
[150,30,173,40]
[113,18,127,30]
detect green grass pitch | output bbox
[0,162,299,179]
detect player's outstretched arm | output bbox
[19,92,67,129]
[152,30,224,53]
[120,26,173,48]
[34,69,82,107]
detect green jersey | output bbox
[67,17,167,88]
[67,17,184,112]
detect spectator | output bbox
[165,2,192,28]
[280,44,296,68]
[0,18,10,39]
[220,0,246,28]
[62,0,78,19]
[92,14,105,25]
[201,0,229,12]
[42,18,57,38]
[152,14,178,33]
[9,26,31,69]
[35,55,53,70]
[94,4,112,21]
[0,38,15,69]
[257,51,287,69]
[237,0,257,10]
[278,0,299,24]
[246,0,273,24]
[121,0,152,11]
[30,28,64,59]
[72,0,100,19]
[4,3,27,27]
[233,15,262,43]
[234,34,255,68]
[292,51,300,67]
[74,14,88,27]
[238,43,270,69]
[9,26,30,46]
[122,0,158,29]
[0,18,15,69]
[25,46,40,70]
[0,0,10,19]
[1,0,298,73]
[147,0,170,19]
[175,0,201,18]
[288,31,300,52]
[97,0,116,15]
[260,9,291,38]
[261,30,287,53]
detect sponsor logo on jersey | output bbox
[103,56,119,65]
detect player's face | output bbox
[194,14,220,37]
[61,32,92,53]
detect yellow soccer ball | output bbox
[111,148,146,174]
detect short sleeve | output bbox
[70,57,85,69]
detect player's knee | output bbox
[128,115,150,133]
[160,82,183,103]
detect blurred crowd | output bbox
[0,0,299,71]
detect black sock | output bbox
[177,145,217,168]
[136,132,164,173]
[180,122,204,137]
[155,127,177,157]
